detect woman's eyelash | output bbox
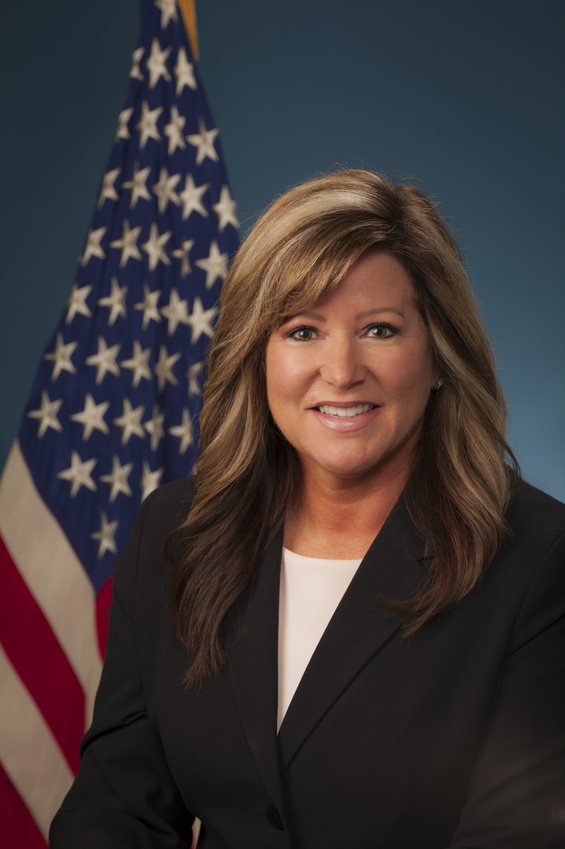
[366,322,397,338]
[287,326,317,341]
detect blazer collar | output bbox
[226,494,427,799]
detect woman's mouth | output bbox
[316,403,376,418]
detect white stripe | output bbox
[0,442,102,721]
[0,646,74,839]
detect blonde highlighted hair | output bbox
[172,169,518,685]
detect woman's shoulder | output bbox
[506,477,565,543]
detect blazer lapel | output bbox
[277,495,428,771]
[225,525,286,813]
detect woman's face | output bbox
[265,249,435,491]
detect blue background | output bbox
[1,0,563,499]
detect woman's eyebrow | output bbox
[294,307,405,321]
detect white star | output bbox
[163,105,186,155]
[142,223,171,271]
[81,226,106,266]
[86,338,121,384]
[116,107,134,140]
[186,297,217,343]
[71,393,110,441]
[161,288,189,335]
[110,220,142,267]
[146,38,171,88]
[213,186,239,232]
[134,284,161,329]
[121,340,151,387]
[154,346,180,391]
[187,361,203,397]
[44,334,78,380]
[179,175,208,221]
[144,404,165,450]
[113,399,145,446]
[196,241,228,289]
[130,46,144,80]
[172,239,194,276]
[141,461,163,500]
[98,277,128,325]
[175,47,197,94]
[187,120,219,165]
[100,456,133,503]
[97,167,121,208]
[137,101,163,148]
[57,451,97,498]
[155,0,178,29]
[153,167,181,213]
[123,165,151,208]
[91,513,119,558]
[66,283,92,323]
[27,391,63,438]
[169,408,193,455]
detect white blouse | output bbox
[277,547,361,731]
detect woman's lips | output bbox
[310,403,382,431]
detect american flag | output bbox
[0,1,239,844]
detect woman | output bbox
[50,170,565,848]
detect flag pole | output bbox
[179,0,200,61]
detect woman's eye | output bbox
[288,326,317,341]
[367,323,396,339]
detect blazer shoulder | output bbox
[506,477,565,547]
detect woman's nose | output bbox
[319,337,366,388]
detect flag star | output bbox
[66,283,92,323]
[98,277,128,325]
[144,404,165,450]
[213,186,239,231]
[57,451,97,498]
[137,101,163,148]
[134,283,161,329]
[116,107,134,140]
[100,456,133,503]
[163,105,187,155]
[121,340,151,387]
[97,168,120,208]
[187,120,219,165]
[175,47,197,94]
[186,297,217,343]
[142,223,171,271]
[179,175,208,220]
[86,337,121,384]
[110,220,142,267]
[123,165,151,208]
[113,399,145,445]
[156,0,178,29]
[44,333,78,380]
[91,513,119,558]
[154,345,181,391]
[187,361,204,397]
[196,241,228,289]
[141,461,164,500]
[161,288,189,335]
[71,393,110,441]
[146,38,171,88]
[169,408,193,455]
[172,238,194,276]
[153,167,181,213]
[81,226,106,265]
[130,46,144,80]
[27,391,63,438]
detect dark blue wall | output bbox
[2,0,564,498]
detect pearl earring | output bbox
[432,378,443,390]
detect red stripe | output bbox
[0,534,84,774]
[0,763,48,849]
[96,576,114,659]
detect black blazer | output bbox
[50,478,565,849]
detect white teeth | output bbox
[318,404,374,418]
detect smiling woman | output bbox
[51,171,565,849]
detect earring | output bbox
[432,378,443,391]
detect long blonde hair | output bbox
[172,169,518,685]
